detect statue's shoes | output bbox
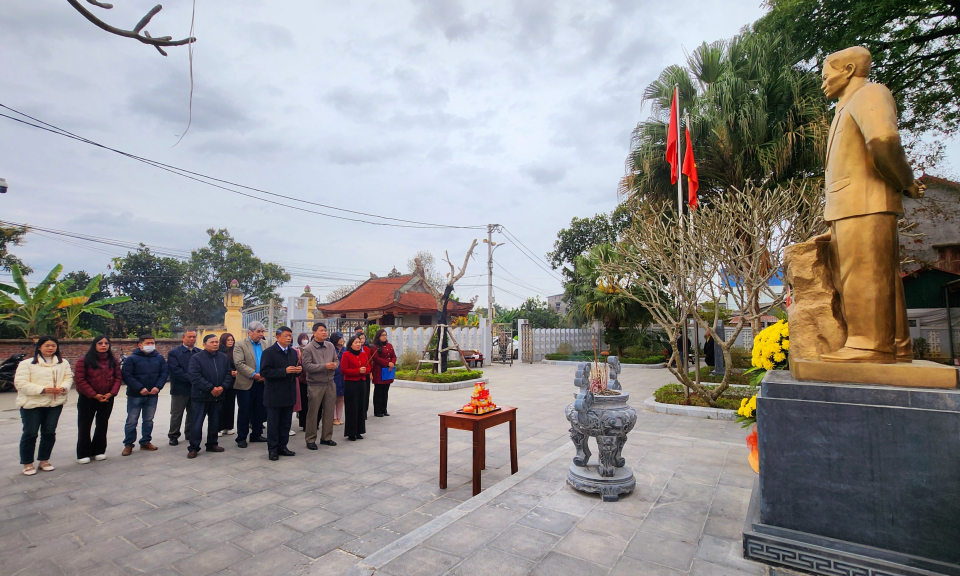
[896,355,913,363]
[819,347,895,364]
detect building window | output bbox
[381,314,395,326]
[419,314,433,326]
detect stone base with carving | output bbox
[744,370,960,575]
[567,463,635,502]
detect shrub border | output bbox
[392,376,488,392]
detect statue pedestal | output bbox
[791,358,959,389]
[567,464,635,502]
[743,370,960,575]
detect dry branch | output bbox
[67,0,196,55]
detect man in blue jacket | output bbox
[166,329,200,446]
[121,334,168,456]
[187,334,233,458]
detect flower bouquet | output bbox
[737,394,760,473]
[745,320,789,386]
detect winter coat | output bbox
[121,349,168,395]
[259,343,300,408]
[14,357,74,409]
[334,347,345,396]
[704,336,715,367]
[371,343,397,385]
[301,339,339,386]
[188,350,233,402]
[167,345,202,396]
[340,349,370,382]
[74,354,122,399]
[219,345,237,388]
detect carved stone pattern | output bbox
[566,474,635,499]
[745,540,906,576]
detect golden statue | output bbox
[813,46,922,364]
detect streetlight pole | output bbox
[484,224,501,323]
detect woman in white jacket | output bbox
[14,335,73,475]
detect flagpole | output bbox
[675,84,687,379]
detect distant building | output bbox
[547,294,569,317]
[317,272,473,327]
[901,176,960,273]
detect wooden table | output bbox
[439,406,518,496]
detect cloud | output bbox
[522,162,568,185]
[411,0,490,41]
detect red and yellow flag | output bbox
[665,88,679,185]
[682,126,698,209]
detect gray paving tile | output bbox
[234,523,302,555]
[575,507,643,541]
[135,501,203,527]
[423,521,496,556]
[516,506,578,537]
[383,511,434,535]
[554,526,628,567]
[690,558,767,576]
[608,556,685,576]
[331,509,391,536]
[488,524,561,562]
[622,530,697,571]
[125,518,194,549]
[694,534,766,575]
[234,504,296,530]
[703,515,744,541]
[230,544,309,576]
[22,512,98,542]
[459,503,525,532]
[284,526,353,559]
[417,496,462,517]
[529,552,608,576]
[538,487,599,517]
[295,548,360,576]
[382,545,463,576]
[341,528,402,558]
[173,543,251,575]
[638,508,706,541]
[281,508,339,533]
[445,546,534,576]
[114,539,196,572]
[178,520,252,552]
[367,495,423,518]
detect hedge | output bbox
[394,369,483,383]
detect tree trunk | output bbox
[437,285,453,373]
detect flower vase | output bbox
[746,423,759,473]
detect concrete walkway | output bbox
[0,361,762,576]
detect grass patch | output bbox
[544,354,664,364]
[394,369,483,383]
[653,383,758,410]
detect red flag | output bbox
[682,126,698,209]
[665,88,679,184]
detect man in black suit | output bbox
[259,327,301,461]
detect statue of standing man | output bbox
[815,47,923,364]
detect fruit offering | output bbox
[461,382,497,414]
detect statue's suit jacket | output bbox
[824,83,904,223]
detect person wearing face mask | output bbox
[14,336,73,476]
[166,329,201,446]
[120,334,168,456]
[259,327,301,461]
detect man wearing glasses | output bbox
[233,322,268,448]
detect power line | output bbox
[0,104,486,230]
[493,284,529,301]
[498,228,564,283]
[493,258,554,294]
[493,273,545,296]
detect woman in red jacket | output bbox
[74,336,122,463]
[371,329,397,417]
[340,336,368,441]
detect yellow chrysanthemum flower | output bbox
[781,340,790,350]
[773,351,786,363]
[748,395,757,410]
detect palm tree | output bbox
[620,30,829,205]
[565,245,653,356]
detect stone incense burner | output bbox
[565,357,637,501]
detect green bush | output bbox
[394,369,483,383]
[544,353,592,361]
[621,356,665,364]
[398,348,420,370]
[556,342,574,356]
[653,383,757,410]
[913,337,930,359]
[729,347,753,369]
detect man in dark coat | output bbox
[166,329,200,446]
[120,334,168,456]
[186,334,233,458]
[260,327,301,461]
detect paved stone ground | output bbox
[0,362,762,576]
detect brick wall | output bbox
[0,339,183,366]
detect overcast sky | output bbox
[6,0,938,310]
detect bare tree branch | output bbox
[442,239,478,287]
[66,0,196,55]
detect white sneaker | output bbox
[77,457,91,465]
[218,431,223,437]
[224,429,235,435]
[94,454,107,461]
[289,429,296,436]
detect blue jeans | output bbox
[124,394,159,447]
[20,405,63,464]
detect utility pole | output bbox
[483,224,501,324]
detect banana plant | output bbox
[0,264,68,337]
[57,274,130,338]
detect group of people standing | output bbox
[13,321,398,474]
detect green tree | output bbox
[757,0,960,139]
[548,206,632,281]
[61,271,116,335]
[181,229,290,325]
[622,30,829,204]
[0,265,66,337]
[57,274,130,338]
[0,224,31,275]
[517,296,562,329]
[109,247,187,335]
[564,244,654,355]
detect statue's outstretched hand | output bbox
[904,181,925,199]
[811,230,832,243]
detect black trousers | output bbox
[249,380,266,439]
[219,388,236,431]
[77,394,114,459]
[362,377,371,420]
[297,382,310,429]
[266,405,293,453]
[188,400,222,452]
[343,380,366,438]
[373,383,391,416]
